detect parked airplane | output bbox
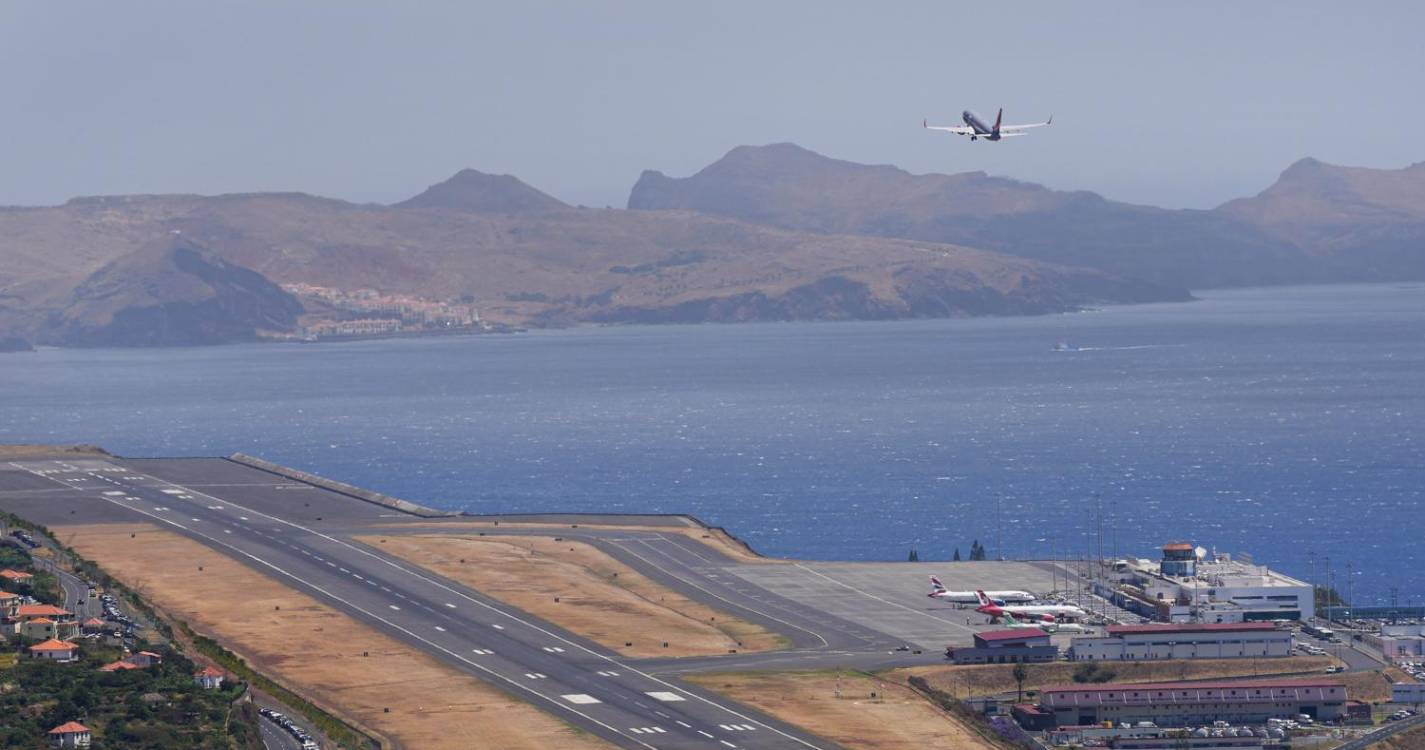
[928,576,1035,604]
[923,108,1052,142]
[975,590,1085,622]
[1000,612,1087,634]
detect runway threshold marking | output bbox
[645,692,684,702]
[562,693,601,705]
[80,467,826,750]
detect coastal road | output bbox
[4,459,839,750]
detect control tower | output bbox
[1161,541,1197,578]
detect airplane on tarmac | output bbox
[923,108,1053,142]
[975,590,1085,622]
[999,612,1087,634]
[928,576,1035,604]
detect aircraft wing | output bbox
[999,116,1053,133]
[922,119,976,135]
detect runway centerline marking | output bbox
[75,463,827,750]
[73,488,661,750]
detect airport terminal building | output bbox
[1030,679,1347,728]
[1069,622,1293,661]
[1102,543,1314,624]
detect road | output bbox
[5,458,837,750]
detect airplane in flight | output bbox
[923,108,1053,142]
[999,612,1087,634]
[975,590,1085,622]
[928,576,1035,604]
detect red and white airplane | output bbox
[927,576,1035,604]
[974,590,1085,623]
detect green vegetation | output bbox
[1072,663,1118,683]
[4,514,376,749]
[1315,585,1349,608]
[0,641,260,750]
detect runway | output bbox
[1,457,842,750]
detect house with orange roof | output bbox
[126,650,162,667]
[29,638,78,662]
[48,720,91,748]
[1,568,34,588]
[81,617,106,634]
[16,603,74,621]
[194,665,225,689]
[21,616,60,641]
[99,659,141,672]
[0,590,18,618]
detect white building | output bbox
[1071,622,1294,661]
[1394,683,1425,705]
[194,666,225,689]
[1368,624,1425,660]
[48,721,91,749]
[1117,544,1314,623]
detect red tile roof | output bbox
[195,666,225,677]
[1106,622,1280,636]
[1042,678,1344,695]
[83,617,106,626]
[0,590,19,599]
[1,568,35,580]
[100,660,141,672]
[29,638,77,652]
[17,604,72,617]
[25,617,55,625]
[49,721,90,734]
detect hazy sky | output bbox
[3,2,1421,209]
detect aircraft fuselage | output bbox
[962,110,999,140]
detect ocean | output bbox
[2,283,1422,604]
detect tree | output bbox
[952,548,961,562]
[1012,662,1028,703]
[907,548,919,562]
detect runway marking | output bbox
[542,646,565,653]
[524,673,547,680]
[491,623,504,630]
[645,691,684,702]
[223,529,232,534]
[434,625,446,632]
[597,670,620,677]
[444,602,456,609]
[721,741,737,748]
[613,538,832,649]
[76,470,821,750]
[239,516,249,521]
[160,489,184,495]
[389,604,401,610]
[676,720,691,728]
[562,693,601,705]
[471,648,494,655]
[698,730,714,738]
[102,491,124,496]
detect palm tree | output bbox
[1012,662,1028,704]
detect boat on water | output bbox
[1052,341,1077,352]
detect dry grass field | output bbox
[685,670,1013,750]
[375,520,779,564]
[54,523,615,750]
[360,534,784,658]
[0,444,109,459]
[894,655,1342,699]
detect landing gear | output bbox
[970,136,978,142]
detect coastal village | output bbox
[0,521,262,749]
[281,283,488,341]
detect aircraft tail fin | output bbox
[929,575,946,592]
[975,589,992,607]
[992,108,1003,135]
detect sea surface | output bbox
[2,284,1422,604]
